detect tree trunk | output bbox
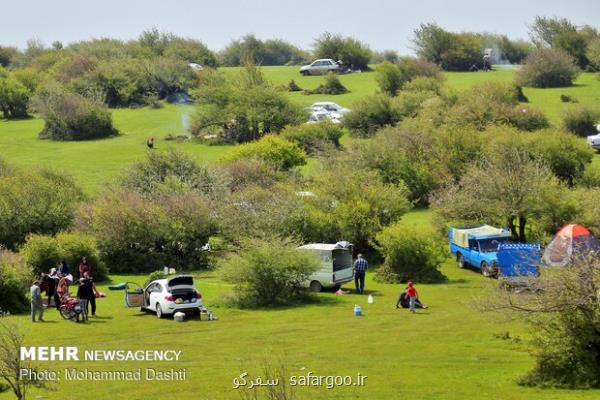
[507,217,518,240]
[518,216,527,242]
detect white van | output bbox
[298,241,354,292]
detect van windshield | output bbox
[332,249,352,271]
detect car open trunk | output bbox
[167,276,198,302]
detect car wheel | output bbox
[457,253,465,269]
[301,70,310,76]
[156,303,164,319]
[481,262,492,277]
[309,281,323,292]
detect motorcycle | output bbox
[59,297,84,322]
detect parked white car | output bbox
[311,102,351,119]
[586,125,600,151]
[298,241,354,292]
[299,59,341,76]
[129,276,203,318]
[307,109,341,124]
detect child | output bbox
[406,282,418,313]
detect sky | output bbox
[1,0,599,54]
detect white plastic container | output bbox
[367,294,374,304]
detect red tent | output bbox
[541,224,600,267]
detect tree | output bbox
[413,24,482,71]
[0,320,44,400]
[219,35,308,66]
[588,38,600,71]
[481,258,600,388]
[0,47,18,68]
[528,16,578,48]
[313,33,372,70]
[431,147,568,242]
[0,73,30,119]
[554,31,589,68]
[191,65,304,142]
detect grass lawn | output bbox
[1,66,599,194]
[4,259,599,400]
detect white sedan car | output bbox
[586,125,600,151]
[140,276,203,318]
[311,102,351,118]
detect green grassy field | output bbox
[1,66,599,194]
[2,66,600,399]
[4,261,598,400]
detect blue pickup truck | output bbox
[449,225,511,277]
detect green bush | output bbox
[191,66,304,142]
[302,166,411,252]
[21,234,61,275]
[313,33,372,71]
[413,24,482,71]
[375,223,446,283]
[119,149,223,197]
[576,162,600,188]
[305,73,348,95]
[396,56,442,81]
[144,270,167,287]
[587,38,600,71]
[376,62,405,96]
[0,166,83,249]
[402,76,444,94]
[393,91,438,119]
[224,135,306,171]
[517,48,579,88]
[220,237,320,308]
[0,249,33,313]
[561,106,600,136]
[506,106,550,131]
[280,121,343,154]
[30,83,119,140]
[80,191,217,273]
[343,94,401,137]
[522,129,593,184]
[287,80,302,92]
[22,232,108,280]
[0,70,31,119]
[219,35,308,66]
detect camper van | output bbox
[298,241,354,292]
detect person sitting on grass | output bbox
[396,280,428,310]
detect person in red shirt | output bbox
[406,282,418,313]
[78,257,92,278]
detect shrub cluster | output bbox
[0,166,83,249]
[224,135,306,171]
[313,33,372,71]
[375,223,446,283]
[220,238,319,307]
[517,48,579,88]
[561,106,600,136]
[304,74,348,95]
[31,84,118,140]
[343,94,401,137]
[280,121,343,154]
[22,232,108,280]
[0,249,33,313]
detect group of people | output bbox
[30,257,99,322]
[353,254,428,314]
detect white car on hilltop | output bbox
[130,276,203,318]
